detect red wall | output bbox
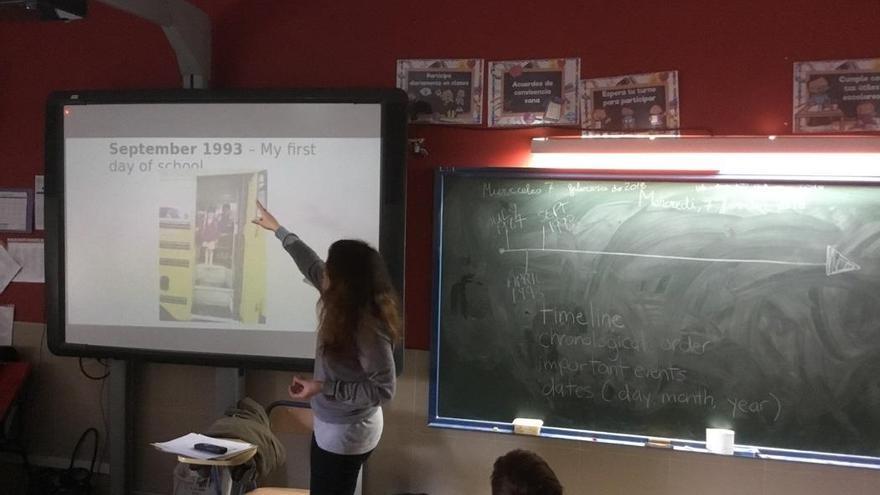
[2,0,878,348]
[0,3,180,322]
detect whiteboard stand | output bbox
[109,359,134,494]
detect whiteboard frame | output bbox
[44,89,408,371]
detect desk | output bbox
[175,442,258,495]
[248,489,309,494]
[178,445,258,467]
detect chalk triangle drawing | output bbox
[826,246,861,276]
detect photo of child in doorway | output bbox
[159,170,268,324]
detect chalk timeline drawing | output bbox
[500,244,859,277]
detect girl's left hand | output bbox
[289,375,323,400]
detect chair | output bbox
[246,400,313,495]
[0,359,33,480]
[246,399,366,495]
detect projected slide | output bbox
[57,101,389,359]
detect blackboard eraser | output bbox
[512,418,543,436]
[645,439,672,449]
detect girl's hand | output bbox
[252,201,280,232]
[289,375,323,400]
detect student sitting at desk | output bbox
[252,202,400,495]
[491,449,563,495]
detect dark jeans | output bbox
[310,434,373,495]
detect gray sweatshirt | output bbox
[275,227,396,424]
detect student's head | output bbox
[491,449,563,495]
[319,239,401,355]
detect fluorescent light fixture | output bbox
[530,136,880,176]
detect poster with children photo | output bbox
[397,59,483,125]
[794,58,880,133]
[581,71,680,134]
[488,58,580,127]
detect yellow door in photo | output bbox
[238,172,267,324]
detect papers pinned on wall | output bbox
[35,175,44,231]
[0,245,21,294]
[0,304,13,346]
[7,238,44,283]
[0,189,33,233]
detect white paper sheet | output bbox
[0,304,13,346]
[0,246,21,294]
[35,175,44,231]
[0,190,29,232]
[8,238,44,283]
[151,433,255,460]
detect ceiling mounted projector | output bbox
[0,0,86,21]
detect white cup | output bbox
[706,428,735,455]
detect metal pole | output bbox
[108,359,134,494]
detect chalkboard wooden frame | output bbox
[430,166,880,468]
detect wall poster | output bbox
[794,58,880,133]
[397,58,483,125]
[488,58,580,127]
[581,71,680,133]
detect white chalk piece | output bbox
[706,428,735,455]
[513,418,543,436]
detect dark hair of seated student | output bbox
[491,449,563,495]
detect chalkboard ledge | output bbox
[428,418,880,469]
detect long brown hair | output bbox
[318,239,401,357]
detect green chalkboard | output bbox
[431,168,880,458]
